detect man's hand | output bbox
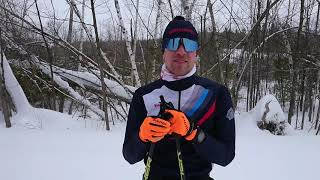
[139,117,171,143]
[165,109,205,143]
[165,109,194,136]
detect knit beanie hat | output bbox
[162,16,198,51]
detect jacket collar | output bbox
[162,74,197,91]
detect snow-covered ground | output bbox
[0,95,319,180]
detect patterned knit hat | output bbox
[162,16,198,51]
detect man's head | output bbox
[162,16,199,76]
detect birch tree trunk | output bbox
[114,0,141,87]
[78,0,85,69]
[133,0,139,63]
[315,1,320,34]
[151,0,163,79]
[61,3,75,113]
[181,0,190,20]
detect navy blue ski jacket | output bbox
[122,75,235,178]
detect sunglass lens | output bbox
[166,38,180,51]
[165,38,198,52]
[183,38,198,52]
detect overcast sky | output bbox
[25,0,310,40]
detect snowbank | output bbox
[237,94,295,135]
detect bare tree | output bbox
[90,0,110,130]
[67,0,132,96]
[150,0,163,79]
[114,0,141,87]
[168,0,174,19]
[35,0,56,110]
[0,28,11,128]
[288,0,305,124]
[207,0,224,84]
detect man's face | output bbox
[163,43,197,76]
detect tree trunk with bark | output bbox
[207,0,224,84]
[114,0,141,87]
[35,0,56,111]
[288,0,305,124]
[90,0,110,130]
[0,36,11,127]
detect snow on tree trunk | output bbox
[114,0,141,87]
[1,50,31,113]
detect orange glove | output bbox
[139,117,171,143]
[185,129,198,141]
[185,128,206,144]
[166,109,194,136]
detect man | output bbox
[123,16,235,180]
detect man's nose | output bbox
[175,45,187,56]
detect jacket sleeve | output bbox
[122,88,148,164]
[194,86,235,166]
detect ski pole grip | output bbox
[158,95,174,120]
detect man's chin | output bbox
[172,70,190,76]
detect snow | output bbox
[0,94,319,180]
[32,55,135,102]
[249,94,285,123]
[2,51,31,113]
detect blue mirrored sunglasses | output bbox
[164,38,198,53]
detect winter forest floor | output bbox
[0,95,319,180]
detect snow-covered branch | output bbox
[32,56,136,103]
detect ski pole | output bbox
[175,136,186,180]
[143,95,174,180]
